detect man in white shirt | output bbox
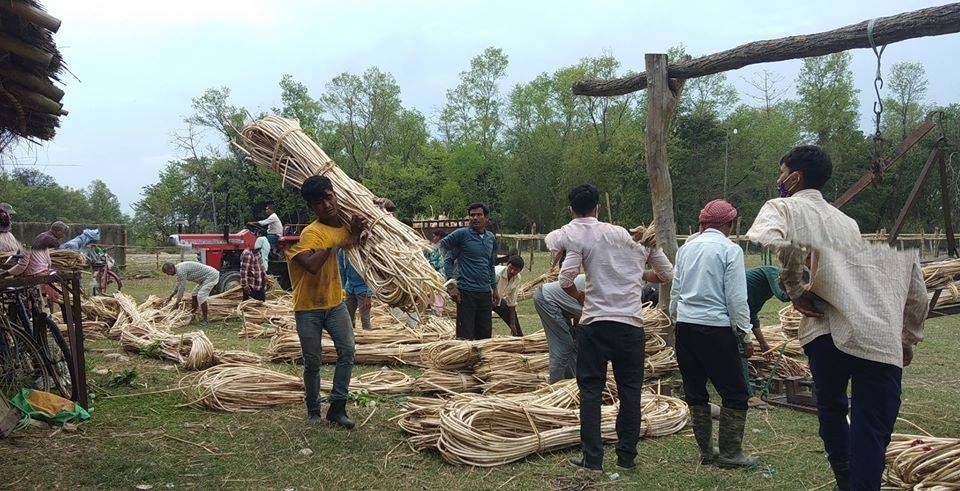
[555,184,673,471]
[492,255,524,336]
[670,199,757,468]
[163,261,221,324]
[248,203,283,249]
[747,145,927,490]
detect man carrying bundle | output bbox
[286,175,372,429]
[670,199,758,469]
[440,203,498,340]
[747,145,928,490]
[163,261,220,324]
[492,254,524,336]
[554,184,673,471]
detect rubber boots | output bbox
[326,399,355,429]
[717,407,759,468]
[690,405,719,464]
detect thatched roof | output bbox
[0,0,65,152]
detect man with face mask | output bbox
[747,145,928,490]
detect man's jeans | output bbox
[295,302,355,416]
[804,334,902,491]
[577,321,645,468]
[345,292,372,330]
[534,287,577,383]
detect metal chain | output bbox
[867,19,887,178]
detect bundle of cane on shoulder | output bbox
[237,116,445,315]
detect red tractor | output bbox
[169,226,305,292]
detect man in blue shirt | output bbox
[670,199,758,469]
[337,249,374,330]
[439,203,497,340]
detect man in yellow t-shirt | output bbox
[286,175,369,429]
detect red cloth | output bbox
[699,199,738,226]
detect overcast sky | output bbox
[5,0,959,214]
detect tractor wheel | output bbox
[217,271,241,294]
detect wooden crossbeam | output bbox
[573,3,960,96]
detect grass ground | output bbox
[1,252,957,490]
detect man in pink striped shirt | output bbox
[554,184,673,471]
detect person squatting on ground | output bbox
[535,272,585,383]
[285,175,379,429]
[337,248,374,330]
[440,203,498,340]
[492,254,524,336]
[670,199,758,469]
[163,261,220,324]
[747,145,928,490]
[240,240,267,302]
[553,184,673,471]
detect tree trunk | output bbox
[574,4,960,96]
[645,53,685,328]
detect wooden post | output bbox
[645,53,685,334]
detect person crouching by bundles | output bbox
[669,199,758,469]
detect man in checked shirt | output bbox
[747,145,928,490]
[240,241,267,301]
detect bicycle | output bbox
[0,280,74,400]
[89,246,122,296]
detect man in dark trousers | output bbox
[670,199,758,469]
[439,203,498,340]
[747,145,928,490]
[554,184,674,471]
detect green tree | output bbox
[439,47,509,155]
[319,67,406,179]
[882,62,928,140]
[86,180,126,223]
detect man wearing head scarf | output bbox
[670,199,758,469]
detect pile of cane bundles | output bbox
[746,324,810,380]
[884,433,960,489]
[397,379,688,467]
[237,116,445,314]
[922,258,960,290]
[0,248,87,272]
[179,363,309,412]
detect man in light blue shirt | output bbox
[670,199,758,470]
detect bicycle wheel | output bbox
[0,326,52,400]
[95,271,122,296]
[38,315,73,399]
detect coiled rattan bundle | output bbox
[237,116,445,314]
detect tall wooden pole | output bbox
[644,53,684,323]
